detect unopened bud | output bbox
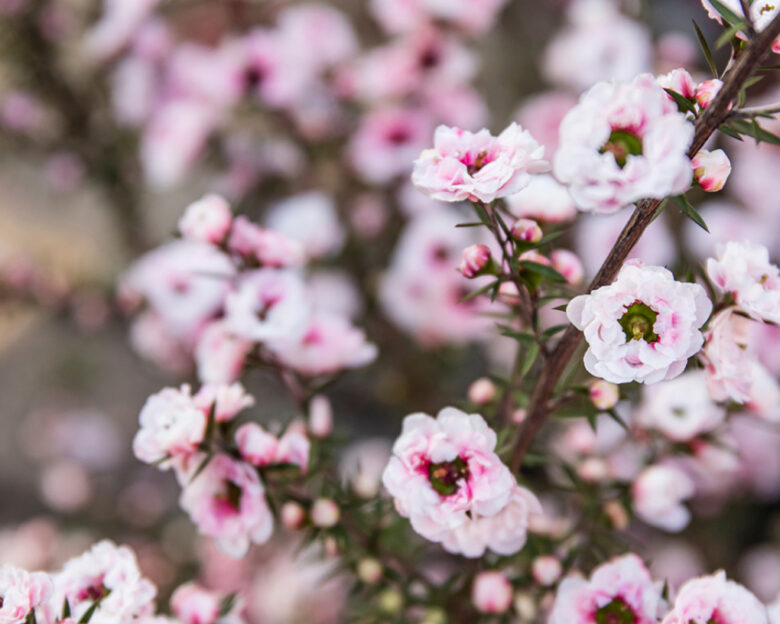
[178,194,233,244]
[322,535,339,557]
[551,249,584,285]
[692,149,731,192]
[308,394,333,438]
[511,218,543,243]
[377,588,404,614]
[514,591,537,621]
[420,607,447,624]
[578,457,609,482]
[589,380,619,410]
[459,244,492,278]
[604,500,630,530]
[512,408,527,424]
[472,571,513,614]
[357,558,383,585]
[280,501,306,529]
[468,377,496,404]
[518,250,552,266]
[532,555,562,587]
[695,79,723,109]
[311,498,340,528]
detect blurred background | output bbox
[1,0,780,621]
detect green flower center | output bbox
[428,456,469,496]
[595,599,636,624]
[619,301,659,343]
[600,129,643,168]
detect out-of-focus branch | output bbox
[509,13,780,473]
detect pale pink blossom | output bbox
[227,216,305,268]
[195,320,251,385]
[551,249,585,286]
[265,192,345,260]
[701,0,780,54]
[472,571,512,614]
[662,570,768,624]
[129,311,192,375]
[171,582,245,624]
[589,380,619,410]
[266,313,377,377]
[235,423,309,472]
[695,78,723,109]
[657,68,697,99]
[179,194,233,244]
[54,540,157,623]
[554,74,694,214]
[701,309,757,404]
[514,92,577,158]
[224,269,310,343]
[505,174,577,223]
[412,123,548,203]
[133,385,206,468]
[194,383,255,423]
[308,394,333,438]
[275,4,357,71]
[745,363,780,423]
[692,149,731,192]
[179,453,273,558]
[459,244,492,278]
[548,553,661,624]
[0,566,53,624]
[83,0,160,60]
[632,464,695,532]
[532,556,562,587]
[369,0,509,36]
[381,407,516,546]
[467,378,496,404]
[280,502,306,529]
[707,241,780,324]
[567,261,712,384]
[636,370,725,441]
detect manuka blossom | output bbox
[411,123,548,203]
[548,553,662,624]
[178,194,233,244]
[554,73,694,214]
[0,566,53,624]
[178,453,273,558]
[235,422,310,472]
[381,407,517,549]
[368,0,509,37]
[171,582,245,624]
[706,241,780,324]
[194,320,252,385]
[566,261,712,384]
[632,464,695,532]
[227,216,305,268]
[265,192,345,260]
[692,149,731,192]
[661,570,769,624]
[701,309,757,404]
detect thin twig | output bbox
[509,12,780,473]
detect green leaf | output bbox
[663,88,697,115]
[62,600,71,621]
[728,118,780,145]
[673,195,709,232]
[460,280,498,302]
[716,21,747,48]
[540,324,569,340]
[718,123,744,140]
[454,222,486,228]
[497,325,536,344]
[520,342,540,376]
[709,0,748,26]
[552,303,568,312]
[219,592,238,617]
[693,19,719,77]
[650,199,668,223]
[78,602,100,624]
[517,260,567,282]
[189,452,214,484]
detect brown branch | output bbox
[509,14,780,473]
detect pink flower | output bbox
[472,571,512,614]
[195,320,251,385]
[224,269,310,343]
[266,313,377,377]
[636,371,725,442]
[695,78,723,109]
[133,385,207,468]
[178,453,273,558]
[706,241,780,324]
[171,583,222,624]
[381,407,517,546]
[227,216,305,268]
[83,0,160,60]
[54,541,157,623]
[632,464,695,532]
[194,383,255,423]
[179,194,233,244]
[551,249,585,285]
[567,261,712,384]
[514,92,577,158]
[505,174,577,223]
[368,0,509,36]
[549,553,661,624]
[308,394,333,438]
[0,566,52,624]
[692,149,731,192]
[412,123,548,203]
[554,74,694,214]
[658,68,697,99]
[265,192,345,260]
[661,570,768,624]
[459,244,492,278]
[701,309,757,404]
[235,423,310,472]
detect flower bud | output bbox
[459,244,492,278]
[695,79,723,109]
[518,249,552,266]
[551,249,584,285]
[468,377,496,404]
[377,588,404,614]
[512,408,527,424]
[322,535,339,557]
[311,498,340,528]
[577,457,609,482]
[280,501,306,529]
[532,555,562,587]
[692,149,731,192]
[604,500,630,530]
[308,394,333,438]
[472,571,513,614]
[357,558,383,585]
[420,608,447,624]
[589,380,619,410]
[514,591,537,621]
[511,218,543,243]
[178,194,233,244]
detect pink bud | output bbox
[658,68,697,99]
[235,422,278,467]
[281,501,306,529]
[511,218,543,243]
[311,498,340,528]
[604,500,630,530]
[578,457,609,482]
[551,249,584,285]
[518,250,552,266]
[308,394,333,438]
[459,244,491,278]
[512,408,527,424]
[178,194,233,244]
[589,380,619,410]
[472,571,513,614]
[692,149,731,192]
[532,556,562,586]
[357,558,383,585]
[468,377,496,404]
[695,79,723,109]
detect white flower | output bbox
[265,192,345,260]
[554,73,693,214]
[692,149,731,192]
[632,464,695,532]
[178,194,233,244]
[567,261,712,384]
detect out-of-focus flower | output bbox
[692,149,731,192]
[227,217,305,268]
[195,320,252,385]
[280,502,306,529]
[458,244,492,278]
[467,377,496,404]
[707,241,780,324]
[83,0,161,60]
[505,174,577,223]
[369,0,509,37]
[554,74,693,214]
[171,582,245,624]
[589,380,619,410]
[632,464,695,532]
[412,123,548,203]
[311,499,340,528]
[0,566,53,624]
[340,439,392,499]
[472,571,512,614]
[567,261,712,384]
[532,556,562,587]
[514,93,577,158]
[661,570,768,624]
[308,395,333,438]
[235,423,309,472]
[695,78,723,109]
[548,553,661,624]
[701,309,756,404]
[265,192,345,260]
[551,249,584,286]
[179,194,233,244]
